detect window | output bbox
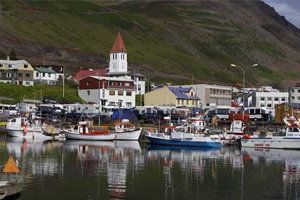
[282,97,286,101]
[125,82,130,86]
[48,73,51,77]
[86,81,90,86]
[126,91,132,96]
[260,104,265,107]
[0,64,2,67]
[18,73,22,77]
[109,90,115,96]
[298,96,300,100]
[36,72,39,77]
[26,82,30,85]
[126,102,132,107]
[267,104,272,108]
[87,91,90,96]
[274,97,279,101]
[267,97,272,101]
[177,100,180,104]
[26,73,30,78]
[260,97,265,101]
[292,96,295,100]
[115,54,117,59]
[24,64,28,68]
[118,91,123,96]
[43,73,45,77]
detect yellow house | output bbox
[144,86,200,107]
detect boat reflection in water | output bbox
[64,140,144,199]
[242,147,300,199]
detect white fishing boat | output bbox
[63,121,115,141]
[220,120,245,145]
[241,125,300,149]
[6,117,64,140]
[114,120,142,140]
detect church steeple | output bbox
[110,32,126,53]
[109,32,128,75]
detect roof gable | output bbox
[168,86,199,100]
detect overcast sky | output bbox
[262,0,300,28]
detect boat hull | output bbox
[115,128,142,140]
[145,135,221,148]
[65,132,115,141]
[6,127,61,140]
[241,137,300,149]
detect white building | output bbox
[107,32,146,95]
[78,76,135,112]
[289,86,300,104]
[184,84,232,108]
[247,91,289,116]
[34,67,57,85]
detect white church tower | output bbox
[108,32,128,75]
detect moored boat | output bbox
[241,125,300,149]
[64,121,115,141]
[6,117,64,140]
[145,126,222,148]
[114,120,142,140]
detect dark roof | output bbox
[34,67,56,74]
[168,86,199,100]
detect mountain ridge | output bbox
[0,0,300,87]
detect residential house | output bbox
[144,86,200,107]
[78,75,135,112]
[34,67,57,85]
[0,58,34,86]
[36,65,64,80]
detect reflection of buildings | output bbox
[65,141,144,199]
[242,148,300,199]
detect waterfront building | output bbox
[0,58,34,86]
[144,86,200,107]
[184,84,232,108]
[289,84,300,104]
[78,75,135,112]
[33,67,57,85]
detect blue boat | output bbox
[145,131,222,148]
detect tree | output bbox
[9,48,17,60]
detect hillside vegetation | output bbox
[0,82,82,103]
[1,0,300,87]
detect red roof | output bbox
[110,32,126,53]
[74,68,107,82]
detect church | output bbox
[77,33,146,111]
[74,32,146,95]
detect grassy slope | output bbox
[0,82,82,103]
[1,1,300,86]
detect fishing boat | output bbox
[145,126,222,148]
[220,120,245,145]
[114,120,142,140]
[6,117,64,140]
[63,121,115,141]
[241,125,300,149]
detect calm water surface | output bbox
[0,136,299,200]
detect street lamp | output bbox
[230,63,258,119]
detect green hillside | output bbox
[0,82,82,103]
[1,0,300,87]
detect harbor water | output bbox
[0,135,299,200]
